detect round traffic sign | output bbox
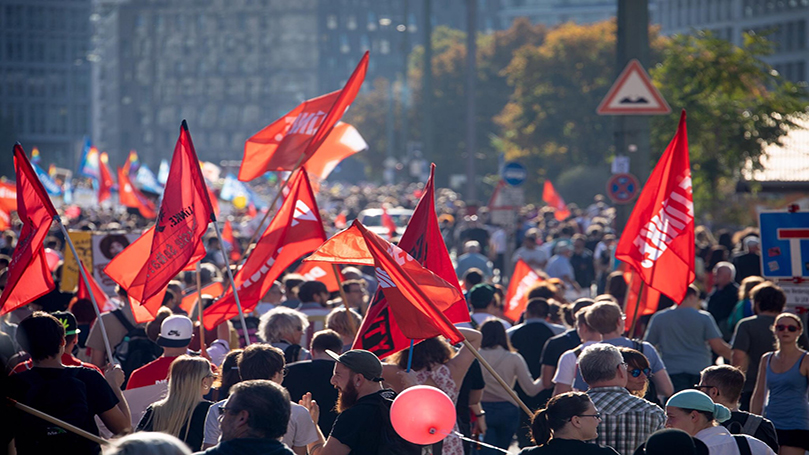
[502,162,527,186]
[606,173,640,204]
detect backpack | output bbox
[734,435,752,455]
[111,310,161,384]
[725,413,763,438]
[377,390,423,455]
[232,316,260,348]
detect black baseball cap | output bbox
[52,311,80,336]
[326,349,384,382]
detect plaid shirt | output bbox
[588,386,665,455]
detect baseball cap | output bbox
[326,349,384,382]
[157,315,193,348]
[469,283,496,310]
[52,311,80,336]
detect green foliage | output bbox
[555,165,613,207]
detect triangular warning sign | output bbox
[597,59,671,115]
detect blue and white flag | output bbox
[157,159,169,186]
[33,163,63,196]
[136,164,163,193]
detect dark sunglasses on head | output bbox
[630,368,651,378]
[776,324,799,333]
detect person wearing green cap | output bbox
[9,311,102,375]
[664,390,774,455]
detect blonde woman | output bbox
[137,355,215,451]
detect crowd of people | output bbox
[0,185,807,455]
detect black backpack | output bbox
[111,310,161,384]
[377,390,423,455]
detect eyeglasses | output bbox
[576,413,602,420]
[694,384,716,392]
[775,325,799,333]
[629,368,652,378]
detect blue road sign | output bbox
[502,161,527,186]
[759,211,809,278]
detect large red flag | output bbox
[0,145,59,315]
[203,170,326,329]
[98,152,114,203]
[77,262,115,312]
[303,123,368,180]
[615,110,694,304]
[339,165,469,358]
[542,180,570,221]
[239,52,369,181]
[116,121,214,304]
[306,221,465,344]
[503,259,543,322]
[118,167,157,219]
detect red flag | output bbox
[0,145,59,315]
[615,110,694,303]
[98,152,114,203]
[294,260,341,293]
[105,225,207,321]
[542,180,570,221]
[302,123,367,180]
[180,281,225,314]
[620,262,661,334]
[334,212,347,229]
[206,183,220,219]
[381,206,397,239]
[203,170,326,329]
[112,121,214,305]
[239,52,369,181]
[0,180,17,231]
[118,167,157,219]
[342,164,469,358]
[221,220,241,262]
[306,221,464,344]
[77,262,114,312]
[503,259,543,321]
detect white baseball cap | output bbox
[157,315,193,347]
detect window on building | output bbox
[327,14,337,29]
[798,20,806,49]
[367,12,377,30]
[347,14,357,30]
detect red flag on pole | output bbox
[503,259,543,322]
[203,170,326,329]
[620,262,661,334]
[77,262,114,312]
[111,121,214,305]
[0,145,59,315]
[118,167,156,219]
[302,123,368,181]
[98,152,114,203]
[221,220,241,263]
[293,260,342,293]
[239,52,369,181]
[306,221,465,344]
[542,180,571,221]
[336,165,469,358]
[615,110,694,304]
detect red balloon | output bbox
[44,248,61,272]
[390,385,457,445]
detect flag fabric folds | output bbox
[0,145,59,315]
[106,121,214,308]
[118,167,157,219]
[136,164,163,193]
[542,180,570,221]
[77,262,115,312]
[503,259,543,321]
[80,146,101,180]
[239,52,369,181]
[0,180,17,231]
[203,170,326,329]
[620,262,662,334]
[98,152,114,203]
[221,220,241,263]
[615,110,695,304]
[180,281,225,315]
[302,123,368,181]
[293,260,342,293]
[306,220,465,345]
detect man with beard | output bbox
[303,349,419,455]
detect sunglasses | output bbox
[775,325,799,333]
[629,368,652,378]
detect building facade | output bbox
[499,0,619,26]
[0,0,93,171]
[657,0,808,82]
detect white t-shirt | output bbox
[695,425,775,455]
[552,340,598,387]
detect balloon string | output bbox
[406,339,415,372]
[441,430,514,454]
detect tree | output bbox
[650,31,808,217]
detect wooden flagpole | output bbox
[8,398,108,445]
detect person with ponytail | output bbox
[519,392,619,455]
[137,355,215,452]
[665,390,774,455]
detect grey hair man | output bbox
[580,343,665,455]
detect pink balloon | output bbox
[44,248,60,272]
[390,385,457,445]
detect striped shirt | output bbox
[587,386,665,455]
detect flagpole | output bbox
[628,281,644,338]
[331,264,357,335]
[212,221,251,345]
[195,262,207,356]
[241,154,307,263]
[58,220,115,366]
[7,398,108,446]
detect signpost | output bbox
[759,211,809,279]
[606,173,641,205]
[502,161,527,187]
